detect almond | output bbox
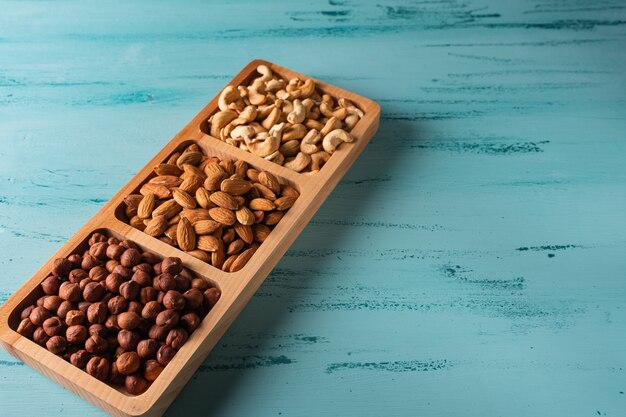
[193,220,221,235]
[179,175,203,194]
[144,215,168,237]
[164,223,178,241]
[203,161,225,177]
[281,185,300,199]
[152,199,182,219]
[249,198,275,211]
[221,254,237,272]
[181,163,206,179]
[246,169,260,183]
[197,235,220,252]
[167,152,181,165]
[222,228,236,244]
[195,187,213,209]
[211,245,226,269]
[177,217,196,252]
[154,163,183,176]
[252,183,276,201]
[140,183,171,199]
[209,191,239,211]
[180,208,212,224]
[235,206,256,226]
[220,178,252,196]
[184,143,200,153]
[264,211,284,226]
[124,194,143,210]
[253,224,271,242]
[130,216,146,231]
[187,249,211,262]
[149,175,183,188]
[274,196,296,211]
[258,171,281,194]
[167,214,180,225]
[230,247,256,272]
[137,194,156,219]
[204,171,228,191]
[233,223,253,244]
[234,160,248,177]
[227,239,245,255]
[209,207,237,226]
[176,151,203,168]
[172,189,197,209]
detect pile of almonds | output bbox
[123,143,299,272]
[206,64,364,173]
[15,232,220,395]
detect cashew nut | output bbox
[284,152,311,172]
[230,125,256,141]
[246,132,280,157]
[287,99,306,124]
[304,118,325,131]
[320,94,347,120]
[288,78,315,99]
[344,114,360,131]
[322,129,353,154]
[283,123,307,141]
[265,78,286,92]
[320,116,342,137]
[261,105,282,130]
[264,150,285,165]
[276,89,291,101]
[279,140,300,157]
[339,98,364,118]
[310,151,330,171]
[248,88,266,106]
[209,110,238,137]
[255,65,273,83]
[218,86,241,112]
[300,129,321,154]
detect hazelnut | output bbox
[17,318,36,338]
[105,259,120,273]
[153,273,176,292]
[148,324,168,341]
[77,301,91,314]
[119,239,139,250]
[42,295,63,313]
[20,305,35,320]
[142,251,160,265]
[85,334,108,354]
[174,274,191,292]
[127,301,144,316]
[137,339,159,360]
[156,344,176,366]
[109,361,126,385]
[52,258,72,277]
[143,359,164,382]
[120,248,141,268]
[203,287,221,308]
[41,276,61,295]
[68,268,89,283]
[86,356,110,381]
[83,281,106,302]
[88,324,107,337]
[87,302,108,324]
[106,244,125,261]
[107,295,128,315]
[141,301,162,321]
[117,311,141,330]
[119,280,139,301]
[155,310,179,331]
[65,309,85,326]
[105,273,124,294]
[78,278,93,291]
[183,289,204,310]
[117,329,140,351]
[59,282,81,302]
[116,351,140,375]
[190,278,209,291]
[153,262,162,275]
[66,325,88,344]
[89,266,108,282]
[56,301,75,319]
[67,253,83,267]
[166,328,189,349]
[131,270,151,287]
[112,264,132,279]
[163,290,185,310]
[43,316,64,337]
[105,315,120,332]
[125,374,149,395]
[89,232,107,245]
[81,254,100,271]
[29,306,51,326]
[161,257,183,275]
[180,312,201,333]
[107,335,120,351]
[133,263,152,274]
[107,236,120,245]
[89,242,108,260]
[139,287,158,304]
[33,327,50,345]
[46,335,67,354]
[36,296,46,307]
[70,349,90,368]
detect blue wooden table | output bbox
[1,1,625,416]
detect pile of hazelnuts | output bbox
[15,232,220,395]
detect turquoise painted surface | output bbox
[1,0,625,415]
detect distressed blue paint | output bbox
[1,0,625,416]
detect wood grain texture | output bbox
[1,0,625,416]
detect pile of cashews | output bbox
[207,65,364,174]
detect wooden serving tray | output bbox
[0,59,380,417]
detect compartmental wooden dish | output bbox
[0,59,380,417]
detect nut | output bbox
[52,258,72,277]
[155,310,179,331]
[137,339,159,360]
[41,276,61,295]
[180,312,202,333]
[117,311,141,330]
[43,316,64,337]
[65,309,86,326]
[17,318,36,338]
[116,351,141,375]
[85,334,108,354]
[107,295,128,315]
[162,290,185,310]
[125,374,149,395]
[156,344,176,366]
[166,328,189,349]
[83,281,106,302]
[70,350,90,368]
[66,325,88,344]
[46,335,67,354]
[29,306,51,326]
[141,301,162,321]
[86,357,110,381]
[117,329,140,351]
[143,359,164,382]
[87,302,108,324]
